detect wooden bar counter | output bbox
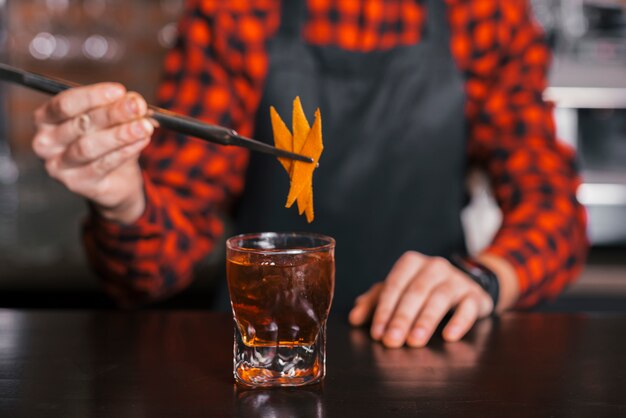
[0,310,624,417]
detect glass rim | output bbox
[226,232,336,255]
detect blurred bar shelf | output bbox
[545,87,626,108]
[547,55,626,108]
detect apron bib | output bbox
[234,0,467,312]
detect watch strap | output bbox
[449,254,500,311]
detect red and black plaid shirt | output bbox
[83,0,588,308]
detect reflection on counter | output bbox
[234,385,324,418]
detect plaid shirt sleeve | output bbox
[448,0,588,307]
[83,0,277,306]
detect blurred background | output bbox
[0,0,186,307]
[0,0,624,310]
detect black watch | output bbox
[449,254,499,311]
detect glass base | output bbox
[233,325,326,388]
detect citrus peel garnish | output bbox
[270,97,323,223]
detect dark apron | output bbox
[233,0,467,313]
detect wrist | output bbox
[449,254,500,313]
[94,184,146,225]
[475,253,520,313]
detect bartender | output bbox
[31,0,587,348]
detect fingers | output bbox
[442,296,480,343]
[60,118,153,167]
[34,83,126,125]
[365,253,494,348]
[85,137,150,179]
[381,279,456,349]
[31,84,150,224]
[45,137,150,198]
[378,273,438,348]
[33,92,149,160]
[405,281,459,347]
[370,251,426,340]
[349,283,383,326]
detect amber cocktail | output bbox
[226,232,335,387]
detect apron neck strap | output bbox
[278,0,307,39]
[424,0,450,46]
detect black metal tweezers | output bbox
[0,63,313,163]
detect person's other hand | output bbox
[348,251,494,348]
[32,83,154,224]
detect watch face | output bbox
[468,265,482,276]
[462,259,494,288]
